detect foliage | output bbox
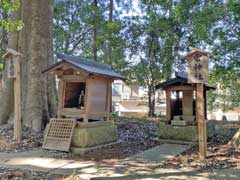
[0,0,23,30]
[53,0,240,114]
[207,0,240,111]
[53,0,127,71]
[0,0,23,72]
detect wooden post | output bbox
[183,48,211,160]
[196,83,207,159]
[83,78,89,123]
[166,89,171,122]
[106,80,112,121]
[2,49,22,142]
[14,58,21,142]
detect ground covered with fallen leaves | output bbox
[0,119,160,179]
[0,167,64,180]
[161,121,240,170]
[1,120,240,179]
[0,124,43,152]
[42,119,160,161]
[79,119,160,160]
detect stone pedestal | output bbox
[159,122,198,142]
[71,121,118,149]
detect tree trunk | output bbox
[92,0,98,61]
[0,6,19,124]
[147,85,155,117]
[107,0,113,64]
[0,0,57,131]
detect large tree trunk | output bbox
[0,6,20,125]
[0,0,57,131]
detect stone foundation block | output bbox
[171,120,188,126]
[159,124,198,142]
[173,116,181,120]
[71,123,118,148]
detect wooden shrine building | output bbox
[156,72,215,127]
[42,54,125,152]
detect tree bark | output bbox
[92,0,98,61]
[107,0,113,64]
[0,6,19,124]
[0,0,57,131]
[147,85,155,117]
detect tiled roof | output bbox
[156,71,215,90]
[43,54,125,80]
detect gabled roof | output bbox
[181,48,211,59]
[43,54,125,80]
[156,72,215,90]
[2,48,23,59]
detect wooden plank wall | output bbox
[87,77,108,112]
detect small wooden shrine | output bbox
[156,48,216,143]
[156,72,215,126]
[43,54,125,152]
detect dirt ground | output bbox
[0,119,240,179]
[161,121,240,170]
[0,119,160,179]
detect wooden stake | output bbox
[14,58,21,142]
[196,83,207,159]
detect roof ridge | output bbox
[57,54,112,70]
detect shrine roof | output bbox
[43,54,125,80]
[156,72,215,90]
[181,48,211,59]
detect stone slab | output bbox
[159,124,198,141]
[127,144,189,163]
[173,116,181,120]
[70,141,120,155]
[171,120,188,126]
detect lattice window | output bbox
[43,118,76,152]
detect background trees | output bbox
[54,0,240,117]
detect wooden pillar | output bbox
[106,80,112,121]
[14,58,21,142]
[204,89,207,119]
[166,89,171,122]
[196,83,207,159]
[83,78,89,123]
[57,80,63,118]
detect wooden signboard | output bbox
[184,48,210,160]
[187,52,209,84]
[7,58,17,78]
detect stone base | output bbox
[159,120,223,142]
[159,123,198,142]
[171,120,188,126]
[159,139,195,145]
[71,122,118,149]
[70,141,119,155]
